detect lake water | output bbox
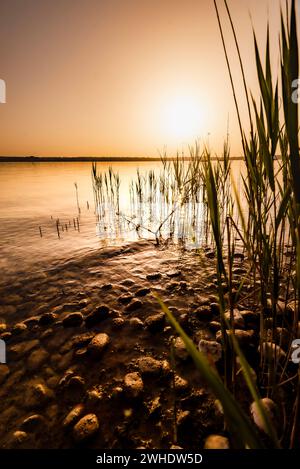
[0,160,243,278]
[0,161,160,277]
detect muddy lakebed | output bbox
[0,240,269,449]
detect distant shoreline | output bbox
[0,156,244,163]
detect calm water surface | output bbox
[0,160,243,277]
[0,161,159,276]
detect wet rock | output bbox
[111,317,125,328]
[177,410,191,428]
[216,329,255,347]
[87,387,103,403]
[210,303,220,315]
[204,434,230,449]
[0,365,9,384]
[194,305,212,319]
[124,372,144,398]
[20,414,45,432]
[174,375,189,392]
[198,339,222,363]
[240,310,260,328]
[166,282,180,292]
[88,333,110,358]
[64,376,86,401]
[74,348,88,360]
[135,287,151,297]
[0,331,11,341]
[39,312,57,326]
[125,300,142,312]
[8,430,29,447]
[128,317,144,328]
[145,313,165,333]
[224,309,245,329]
[121,279,135,287]
[73,414,99,442]
[10,340,39,360]
[167,270,181,278]
[24,383,53,409]
[173,337,189,360]
[85,306,109,327]
[146,272,162,281]
[71,332,95,349]
[27,348,49,371]
[209,320,221,332]
[118,295,133,305]
[11,323,27,335]
[62,312,83,327]
[250,398,279,434]
[137,356,169,376]
[63,403,85,428]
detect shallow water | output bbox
[0,160,244,278]
[0,161,159,276]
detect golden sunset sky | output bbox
[0,0,297,158]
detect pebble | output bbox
[11,323,27,335]
[87,333,110,357]
[24,383,53,409]
[85,306,109,327]
[173,337,189,360]
[250,398,279,434]
[146,273,162,281]
[128,317,144,328]
[111,318,125,328]
[174,375,189,392]
[216,329,255,347]
[9,430,29,447]
[63,403,85,428]
[137,356,169,376]
[209,320,221,332]
[39,312,57,326]
[224,309,245,329]
[194,305,212,319]
[62,312,83,327]
[118,295,134,305]
[204,434,230,449]
[71,332,95,349]
[27,348,49,371]
[124,372,144,398]
[73,414,99,442]
[210,303,220,315]
[198,339,222,363]
[240,310,260,328]
[135,287,151,297]
[20,414,44,432]
[144,313,165,333]
[166,270,181,278]
[10,340,39,360]
[125,300,142,312]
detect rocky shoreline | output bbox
[0,240,295,448]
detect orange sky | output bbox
[0,0,297,158]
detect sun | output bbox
[163,94,204,143]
